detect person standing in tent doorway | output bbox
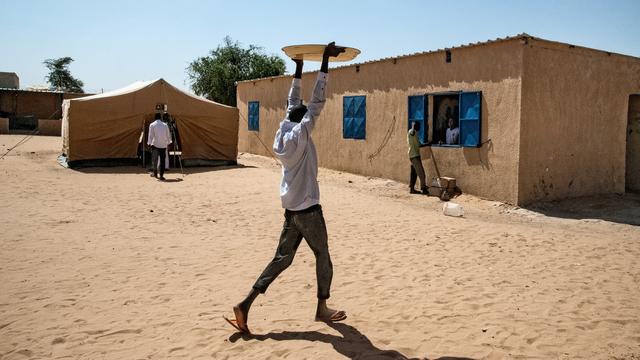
[225,42,346,334]
[408,121,429,194]
[147,112,172,181]
[162,112,173,171]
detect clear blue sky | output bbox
[2,0,639,93]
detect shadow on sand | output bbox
[525,193,640,226]
[72,163,255,175]
[229,321,475,360]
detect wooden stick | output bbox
[427,146,441,180]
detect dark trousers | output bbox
[151,146,166,177]
[410,156,427,189]
[253,204,333,299]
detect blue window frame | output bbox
[248,101,259,131]
[459,91,481,147]
[343,96,366,139]
[408,95,427,144]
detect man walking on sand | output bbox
[147,112,172,181]
[225,42,347,334]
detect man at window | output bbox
[446,117,460,145]
[408,121,429,194]
[225,42,347,334]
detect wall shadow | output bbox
[524,192,640,226]
[462,139,492,170]
[229,321,475,360]
[183,164,255,175]
[461,95,492,170]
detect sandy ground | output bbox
[1,134,639,360]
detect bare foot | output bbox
[224,305,251,333]
[315,302,347,322]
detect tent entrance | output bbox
[139,114,184,171]
[167,115,183,169]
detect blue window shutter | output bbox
[459,92,481,147]
[343,96,353,138]
[353,96,366,139]
[344,117,353,139]
[408,95,427,143]
[254,102,259,131]
[343,96,366,139]
[248,101,259,131]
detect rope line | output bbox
[237,111,280,166]
[0,128,40,160]
[0,107,61,160]
[367,115,396,162]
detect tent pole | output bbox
[141,118,146,171]
[171,116,184,178]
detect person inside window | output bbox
[445,117,460,145]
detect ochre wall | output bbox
[518,39,640,204]
[626,95,640,192]
[0,118,8,134]
[0,91,88,120]
[238,40,524,204]
[0,73,19,89]
[38,119,61,136]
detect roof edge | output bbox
[238,33,533,84]
[238,33,640,84]
[0,88,89,95]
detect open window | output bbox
[248,101,259,131]
[408,95,427,143]
[432,93,459,146]
[343,96,366,139]
[430,91,482,147]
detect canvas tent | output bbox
[60,78,238,167]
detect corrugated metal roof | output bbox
[237,33,639,84]
[0,88,88,95]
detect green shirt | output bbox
[407,129,421,159]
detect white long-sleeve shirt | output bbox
[147,120,172,148]
[272,72,328,211]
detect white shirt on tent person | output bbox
[147,119,172,169]
[147,119,172,148]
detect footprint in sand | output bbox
[13,349,34,357]
[94,329,142,338]
[168,346,185,354]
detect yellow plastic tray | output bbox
[282,44,361,62]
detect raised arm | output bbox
[302,42,345,130]
[285,59,304,118]
[320,42,344,73]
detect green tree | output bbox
[187,36,286,106]
[43,57,84,93]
